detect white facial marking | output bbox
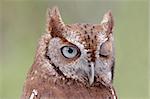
[99,32,107,44]
[63,31,85,50]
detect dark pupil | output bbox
[68,48,73,53]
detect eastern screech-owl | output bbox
[21,7,117,99]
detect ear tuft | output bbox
[49,6,61,20]
[46,6,65,34]
[101,10,114,34]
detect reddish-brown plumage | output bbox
[21,7,117,99]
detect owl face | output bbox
[46,7,114,86]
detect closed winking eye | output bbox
[100,41,112,57]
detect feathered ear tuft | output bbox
[101,10,114,34]
[46,6,65,35]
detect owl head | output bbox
[45,7,114,86]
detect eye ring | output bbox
[61,45,80,59]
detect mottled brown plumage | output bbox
[21,7,117,99]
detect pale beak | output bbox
[88,62,95,85]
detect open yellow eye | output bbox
[61,46,80,59]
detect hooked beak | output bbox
[88,62,95,85]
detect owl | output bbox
[21,7,117,99]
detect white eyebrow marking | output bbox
[29,89,38,99]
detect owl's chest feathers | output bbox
[24,63,115,99]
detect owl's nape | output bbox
[21,6,117,99]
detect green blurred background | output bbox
[0,0,149,99]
